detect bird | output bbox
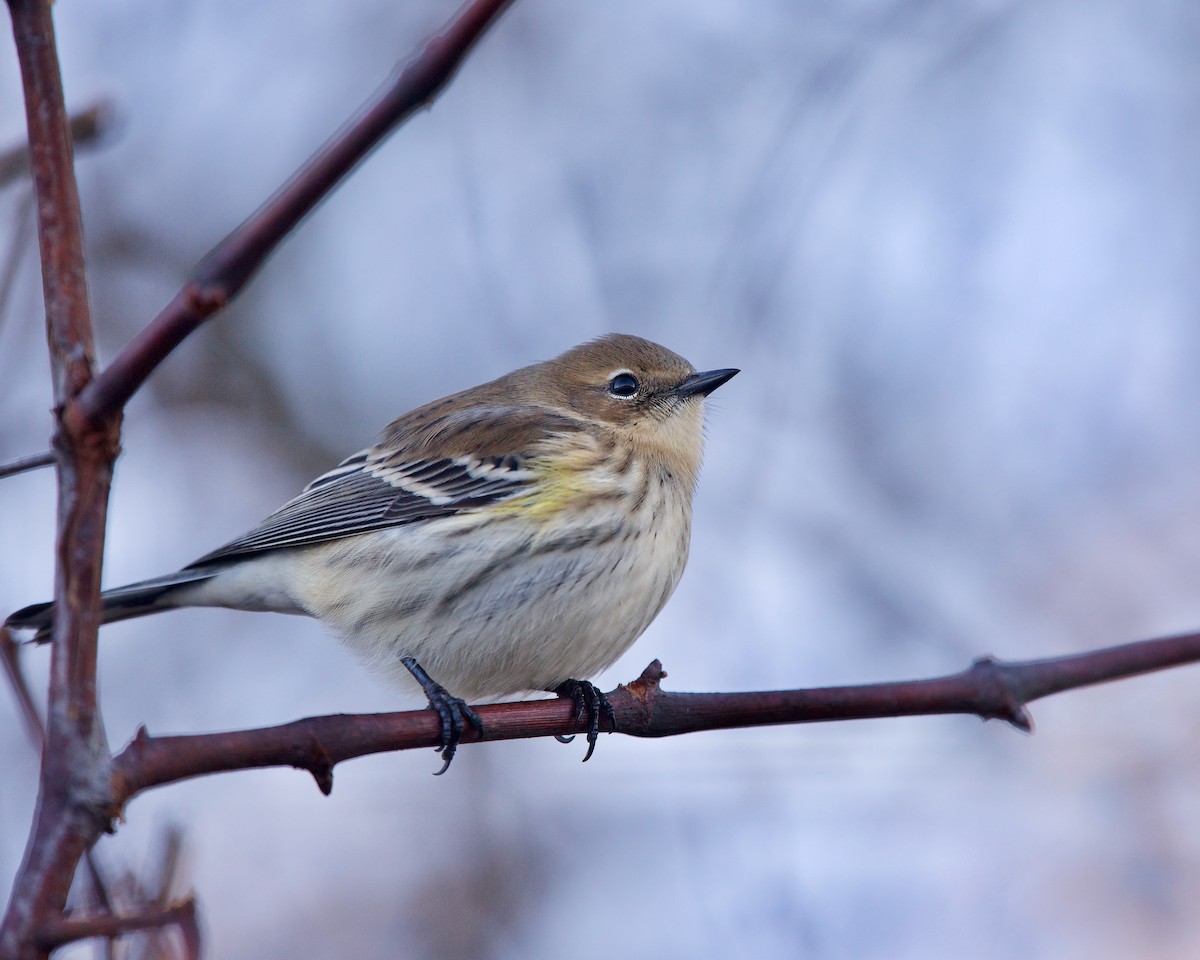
[5,333,737,772]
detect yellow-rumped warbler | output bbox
[6,334,736,769]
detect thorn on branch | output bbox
[604,660,668,735]
[628,659,666,695]
[305,737,335,796]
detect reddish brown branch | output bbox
[3,2,116,958]
[106,630,1200,812]
[34,898,198,952]
[66,0,515,433]
[8,0,116,722]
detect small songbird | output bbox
[6,334,737,771]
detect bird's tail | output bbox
[4,569,217,643]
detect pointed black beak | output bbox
[670,367,739,399]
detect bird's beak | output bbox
[669,368,739,399]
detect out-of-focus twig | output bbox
[0,101,112,190]
[131,826,193,960]
[0,625,44,748]
[0,187,35,327]
[0,449,55,479]
[34,899,197,952]
[80,851,117,960]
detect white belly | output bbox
[279,473,693,699]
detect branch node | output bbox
[183,281,228,317]
[56,396,123,463]
[969,656,1035,733]
[305,737,335,796]
[607,660,668,734]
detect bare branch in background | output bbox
[0,626,43,748]
[0,101,111,190]
[33,898,198,954]
[0,450,55,480]
[66,0,515,433]
[0,187,35,329]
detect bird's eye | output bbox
[606,372,640,399]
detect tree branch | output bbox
[0,101,110,190]
[34,898,198,953]
[65,0,515,434]
[0,450,55,480]
[2,2,116,958]
[0,4,516,955]
[107,629,1200,810]
[0,626,43,749]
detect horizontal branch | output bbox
[35,898,198,952]
[65,0,515,432]
[0,100,110,190]
[0,450,55,480]
[109,628,1200,809]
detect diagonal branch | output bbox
[109,629,1200,810]
[65,0,515,434]
[0,626,43,748]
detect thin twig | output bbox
[0,101,112,190]
[0,449,55,479]
[66,0,515,433]
[34,899,197,951]
[133,826,189,960]
[0,626,44,748]
[0,187,35,329]
[80,851,117,960]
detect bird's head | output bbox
[531,333,738,483]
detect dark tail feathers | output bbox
[4,569,216,643]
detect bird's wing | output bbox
[188,405,581,566]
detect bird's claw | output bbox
[552,679,615,762]
[401,656,483,775]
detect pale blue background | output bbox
[3,1,1200,957]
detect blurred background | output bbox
[3,0,1200,957]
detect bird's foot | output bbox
[401,657,483,775]
[552,679,615,762]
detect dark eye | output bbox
[607,372,640,399]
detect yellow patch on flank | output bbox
[489,438,612,521]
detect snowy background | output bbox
[3,1,1200,957]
